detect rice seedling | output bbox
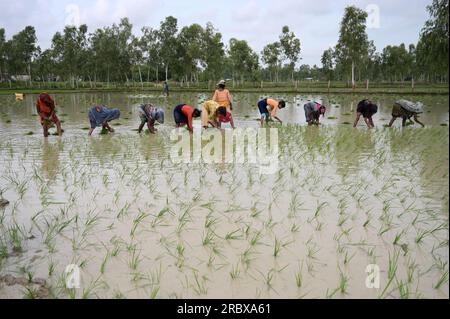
[23,287,40,299]
[338,271,349,295]
[192,271,208,296]
[273,238,282,257]
[7,224,25,253]
[290,223,300,233]
[81,276,106,299]
[406,259,417,283]
[415,229,431,244]
[202,230,215,247]
[379,250,400,298]
[100,251,110,274]
[224,229,243,241]
[295,263,304,289]
[434,270,449,290]
[249,231,263,247]
[128,248,142,271]
[397,280,410,299]
[150,286,159,299]
[258,268,277,292]
[130,210,149,236]
[230,263,240,280]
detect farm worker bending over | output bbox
[137,104,165,134]
[217,109,236,129]
[36,93,63,137]
[201,100,228,129]
[173,104,201,133]
[353,99,378,129]
[212,80,233,112]
[304,101,327,126]
[388,100,425,128]
[88,105,121,136]
[257,98,286,127]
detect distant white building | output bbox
[11,75,31,81]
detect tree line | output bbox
[0,0,447,87]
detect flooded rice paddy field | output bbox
[0,92,448,299]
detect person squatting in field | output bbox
[257,98,286,127]
[36,93,63,137]
[88,104,121,136]
[353,99,378,129]
[137,103,165,134]
[304,101,327,126]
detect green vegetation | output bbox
[0,0,447,90]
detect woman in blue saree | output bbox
[88,105,121,136]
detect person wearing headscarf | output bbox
[137,103,165,134]
[36,93,63,137]
[88,104,121,136]
[304,101,327,126]
[212,80,233,112]
[353,99,378,129]
[388,100,425,128]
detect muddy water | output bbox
[0,92,448,299]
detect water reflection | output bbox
[333,128,376,178]
[41,139,63,183]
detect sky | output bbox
[0,0,433,66]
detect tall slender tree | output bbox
[279,26,301,81]
[334,6,369,88]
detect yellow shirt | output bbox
[203,100,220,121]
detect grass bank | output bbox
[0,81,448,95]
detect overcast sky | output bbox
[0,0,432,66]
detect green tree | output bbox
[416,0,449,81]
[334,6,369,88]
[228,38,259,83]
[130,35,144,86]
[381,44,412,82]
[51,24,88,87]
[279,26,301,81]
[34,49,56,83]
[5,26,39,81]
[0,28,6,80]
[157,16,179,81]
[321,48,334,81]
[261,42,281,82]
[178,23,204,83]
[90,18,133,84]
[141,26,161,81]
[202,22,224,81]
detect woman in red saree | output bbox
[36,93,63,137]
